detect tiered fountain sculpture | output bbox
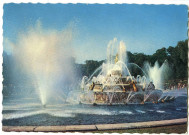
[80,39,174,105]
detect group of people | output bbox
[164,82,187,90]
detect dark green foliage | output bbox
[152,47,168,65]
[75,60,104,77]
[170,40,188,79]
[78,39,188,80]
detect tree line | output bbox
[3,39,188,86]
[76,39,188,80]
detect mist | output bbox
[144,60,170,89]
[6,21,77,105]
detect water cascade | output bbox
[80,38,174,105]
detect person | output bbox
[178,83,181,90]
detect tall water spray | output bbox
[118,41,126,64]
[144,60,170,89]
[10,21,76,105]
[105,38,129,76]
[84,38,132,86]
[84,37,170,90]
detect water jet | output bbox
[80,39,175,105]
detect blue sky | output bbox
[3,4,188,63]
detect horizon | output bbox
[3,39,187,65]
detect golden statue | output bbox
[132,80,138,92]
[115,54,118,63]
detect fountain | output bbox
[80,38,174,105]
[2,36,187,127]
[8,21,77,107]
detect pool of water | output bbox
[2,89,187,126]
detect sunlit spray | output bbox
[10,21,76,106]
[144,60,170,89]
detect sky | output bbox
[3,4,188,63]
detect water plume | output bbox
[10,21,76,105]
[105,38,129,76]
[118,40,126,64]
[144,60,170,89]
[107,38,117,65]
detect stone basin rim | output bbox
[2,118,187,132]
